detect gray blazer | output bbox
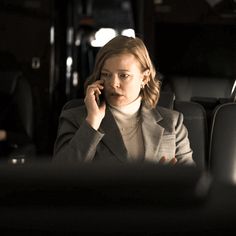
[53,104,193,165]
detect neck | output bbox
[109,97,142,116]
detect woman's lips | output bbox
[111,92,123,97]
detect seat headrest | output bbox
[169,76,235,101]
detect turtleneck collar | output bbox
[108,96,142,117]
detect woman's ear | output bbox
[142,69,150,85]
[143,69,150,77]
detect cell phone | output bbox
[96,90,105,106]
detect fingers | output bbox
[87,80,104,88]
[159,156,177,165]
[87,80,104,89]
[84,80,106,130]
[169,157,177,165]
[87,83,104,94]
[159,156,167,164]
[86,80,104,98]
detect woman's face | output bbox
[101,53,145,107]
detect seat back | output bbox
[158,91,175,109]
[15,74,34,139]
[209,103,236,183]
[165,75,235,168]
[0,71,34,139]
[0,70,35,159]
[174,101,207,170]
[167,76,234,118]
[168,76,234,102]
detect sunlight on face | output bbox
[101,53,144,107]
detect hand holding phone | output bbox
[94,79,105,107]
[85,80,106,130]
[96,90,105,106]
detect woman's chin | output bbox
[107,97,126,107]
[108,101,123,107]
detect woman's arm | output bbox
[54,80,107,162]
[53,109,104,162]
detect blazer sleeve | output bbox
[53,109,104,162]
[174,112,194,165]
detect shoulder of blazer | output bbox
[156,105,180,119]
[156,106,181,132]
[60,105,87,125]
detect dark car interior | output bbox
[1,0,236,234]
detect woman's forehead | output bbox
[102,53,141,69]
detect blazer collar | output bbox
[100,108,128,162]
[141,106,164,161]
[100,105,164,162]
[75,106,128,162]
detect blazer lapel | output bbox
[141,106,164,162]
[100,108,128,162]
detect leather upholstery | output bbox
[168,76,234,102]
[0,70,35,159]
[209,103,236,183]
[174,101,207,170]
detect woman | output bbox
[54,35,193,165]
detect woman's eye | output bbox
[119,74,129,79]
[101,72,110,78]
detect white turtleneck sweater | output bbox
[109,97,145,162]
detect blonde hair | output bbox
[85,35,161,108]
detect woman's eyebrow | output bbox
[101,68,130,72]
[118,69,130,72]
[101,68,110,72]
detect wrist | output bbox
[86,116,102,130]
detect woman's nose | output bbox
[109,74,120,88]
